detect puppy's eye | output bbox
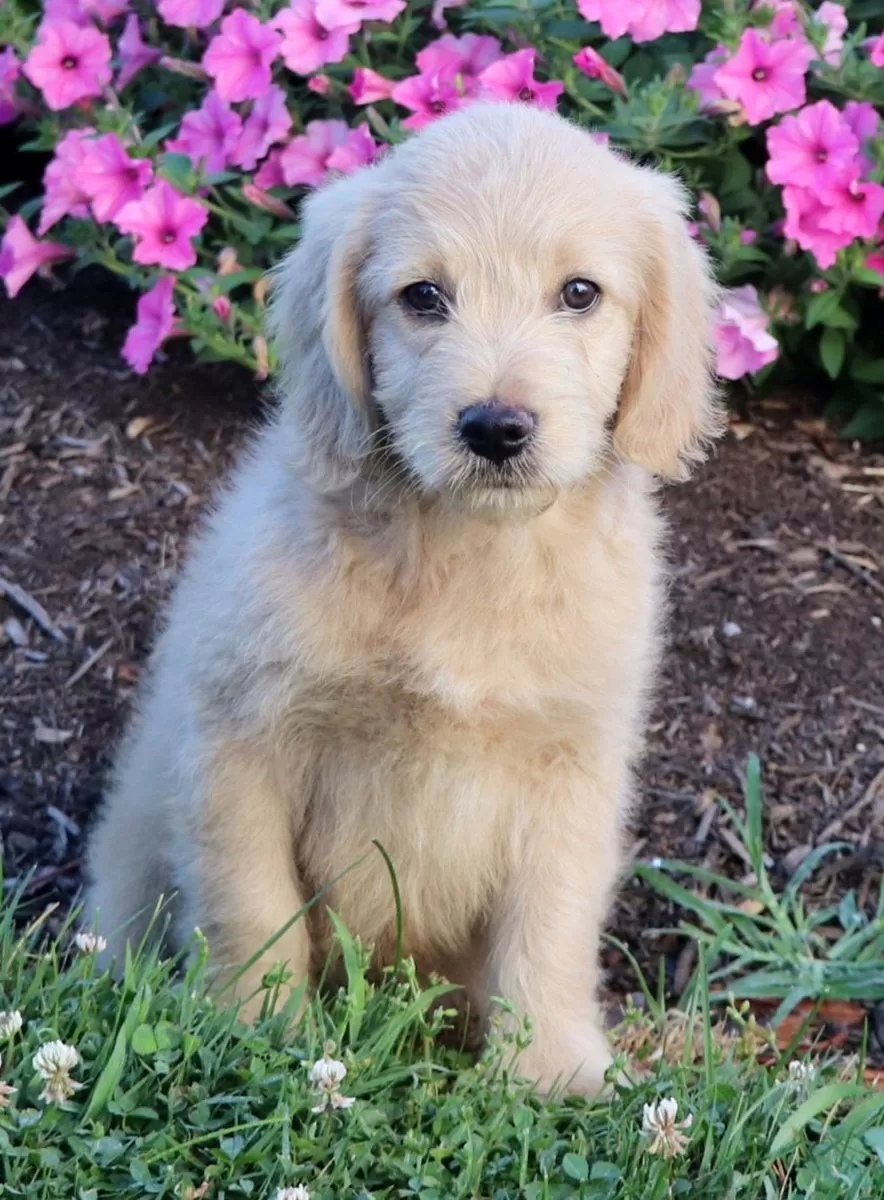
[401,281,448,318]
[560,278,601,313]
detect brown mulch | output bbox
[1,278,883,1059]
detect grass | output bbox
[1,760,883,1199]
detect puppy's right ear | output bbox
[267,170,378,463]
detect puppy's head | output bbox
[270,103,721,508]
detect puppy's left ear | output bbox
[613,171,723,481]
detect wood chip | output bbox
[33,718,73,745]
[0,575,66,642]
[816,768,884,844]
[65,637,113,689]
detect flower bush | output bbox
[0,1,882,432]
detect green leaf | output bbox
[562,1153,589,1182]
[819,328,846,379]
[850,357,884,384]
[839,400,884,440]
[769,1083,866,1157]
[805,289,856,331]
[864,1128,884,1167]
[130,1024,158,1056]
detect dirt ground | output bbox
[2,277,883,1038]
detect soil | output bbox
[2,277,883,1057]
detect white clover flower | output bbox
[308,1049,355,1113]
[0,1011,23,1039]
[641,1097,693,1158]
[74,931,108,954]
[784,1059,816,1091]
[276,1188,310,1200]
[33,1040,82,1105]
[0,1053,16,1109]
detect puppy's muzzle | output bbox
[458,402,536,465]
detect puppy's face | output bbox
[272,104,720,505]
[362,161,637,507]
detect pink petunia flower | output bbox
[867,33,884,68]
[116,14,161,89]
[687,43,727,109]
[314,0,405,28]
[349,65,395,104]
[0,49,23,126]
[391,70,465,130]
[431,0,467,29]
[254,148,286,189]
[274,0,356,76]
[814,2,847,66]
[713,285,779,380]
[416,32,502,83]
[38,128,94,234]
[122,275,177,374]
[326,123,379,173]
[230,85,291,170]
[308,74,331,94]
[75,132,153,222]
[167,89,243,174]
[203,9,281,102]
[157,0,224,29]
[44,0,130,24]
[23,19,113,111]
[243,182,297,218]
[782,186,853,268]
[843,100,880,151]
[577,0,700,43]
[712,28,813,126]
[573,46,626,96]
[766,101,859,192]
[115,179,208,269]
[753,0,803,40]
[478,49,563,110]
[866,250,884,277]
[277,118,349,186]
[0,215,75,298]
[817,178,884,241]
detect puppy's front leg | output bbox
[486,782,624,1097]
[180,741,311,1022]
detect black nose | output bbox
[457,403,536,464]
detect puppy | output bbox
[85,102,720,1096]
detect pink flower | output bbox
[230,85,291,170]
[843,100,879,150]
[308,74,331,94]
[314,0,405,27]
[814,2,847,66]
[116,179,208,269]
[865,250,884,276]
[167,89,243,174]
[416,33,502,82]
[867,33,884,68]
[478,49,563,110]
[44,0,129,24]
[739,229,757,244]
[243,182,297,218]
[687,44,727,109]
[24,20,112,111]
[116,15,161,90]
[38,128,94,234]
[122,276,177,374]
[431,0,466,29]
[274,0,356,76]
[754,0,803,40]
[157,0,223,29]
[0,49,23,126]
[0,216,75,298]
[766,101,859,191]
[203,9,281,102]
[573,46,626,96]
[577,0,700,43]
[74,131,153,222]
[782,186,853,268]
[714,285,779,380]
[278,118,349,186]
[712,28,813,126]
[254,148,285,188]
[391,71,464,130]
[817,178,884,241]
[349,65,395,103]
[326,122,379,173]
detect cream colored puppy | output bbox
[85,102,720,1096]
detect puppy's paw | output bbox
[514,1029,614,1100]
